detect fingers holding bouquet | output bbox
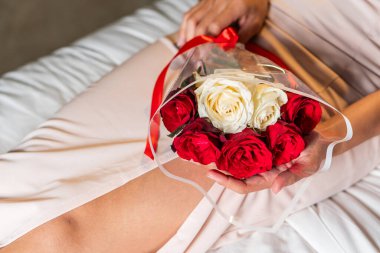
[207,130,329,194]
[207,167,281,194]
[178,0,269,46]
[271,131,329,193]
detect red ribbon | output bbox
[144,28,289,160]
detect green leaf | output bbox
[180,74,196,89]
[167,124,186,138]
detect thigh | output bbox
[67,159,214,253]
[1,158,214,253]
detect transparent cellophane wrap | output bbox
[149,43,352,232]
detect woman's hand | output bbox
[207,131,329,194]
[178,0,269,46]
[271,132,329,193]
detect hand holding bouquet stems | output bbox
[207,131,329,194]
[178,0,269,46]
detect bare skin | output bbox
[0,159,214,253]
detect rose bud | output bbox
[172,118,222,165]
[281,92,322,134]
[160,88,197,133]
[217,128,272,179]
[248,84,288,131]
[266,121,305,166]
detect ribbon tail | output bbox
[144,114,161,160]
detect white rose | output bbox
[249,84,288,131]
[195,78,253,133]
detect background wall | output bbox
[0,0,155,74]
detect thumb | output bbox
[271,163,303,194]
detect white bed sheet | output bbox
[0,0,379,252]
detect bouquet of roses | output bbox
[160,69,322,179]
[146,34,351,231]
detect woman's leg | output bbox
[1,159,214,253]
[0,37,212,252]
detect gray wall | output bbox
[0,0,155,74]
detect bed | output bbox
[0,0,379,251]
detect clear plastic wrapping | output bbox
[148,43,352,232]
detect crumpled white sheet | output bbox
[0,0,379,252]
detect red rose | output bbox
[172,118,222,165]
[160,88,197,133]
[217,129,272,179]
[281,92,322,134]
[266,121,305,166]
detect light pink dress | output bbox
[0,0,379,251]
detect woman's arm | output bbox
[207,90,380,193]
[324,89,380,155]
